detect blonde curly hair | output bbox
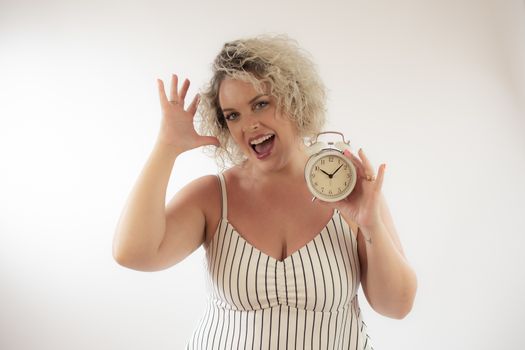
[197,34,327,169]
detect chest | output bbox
[227,190,334,262]
[204,205,362,312]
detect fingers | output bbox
[187,93,200,116]
[357,148,386,191]
[375,164,386,191]
[357,148,375,175]
[157,79,168,105]
[169,74,179,102]
[160,74,195,111]
[179,78,190,106]
[168,73,190,106]
[344,148,375,177]
[343,149,366,177]
[344,148,386,191]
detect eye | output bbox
[224,112,239,121]
[253,101,269,110]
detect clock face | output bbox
[306,151,356,201]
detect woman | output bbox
[113,35,417,350]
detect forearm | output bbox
[361,222,417,318]
[112,141,181,263]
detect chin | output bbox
[254,155,293,175]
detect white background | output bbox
[1,0,524,349]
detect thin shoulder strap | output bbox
[216,173,228,219]
[338,209,359,242]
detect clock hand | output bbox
[320,169,332,178]
[331,164,344,176]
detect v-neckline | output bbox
[217,209,337,265]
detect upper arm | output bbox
[145,175,219,271]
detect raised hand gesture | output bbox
[156,74,220,153]
[321,148,386,231]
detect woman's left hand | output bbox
[322,148,386,230]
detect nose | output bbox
[242,121,260,133]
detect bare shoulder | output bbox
[170,174,222,227]
[177,174,220,204]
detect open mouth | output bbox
[250,134,275,158]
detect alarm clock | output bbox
[304,131,357,202]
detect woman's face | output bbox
[218,77,304,173]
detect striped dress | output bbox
[185,173,374,349]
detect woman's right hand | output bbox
[156,74,220,153]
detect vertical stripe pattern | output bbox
[185,174,374,349]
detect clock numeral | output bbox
[315,166,319,171]
[311,173,316,178]
[314,182,318,186]
[321,187,325,193]
[329,156,334,163]
[338,159,341,164]
[320,159,325,165]
[329,190,333,195]
[344,165,348,170]
[338,187,342,193]
[346,174,351,178]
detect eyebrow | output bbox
[221,94,269,112]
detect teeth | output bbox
[250,134,274,145]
